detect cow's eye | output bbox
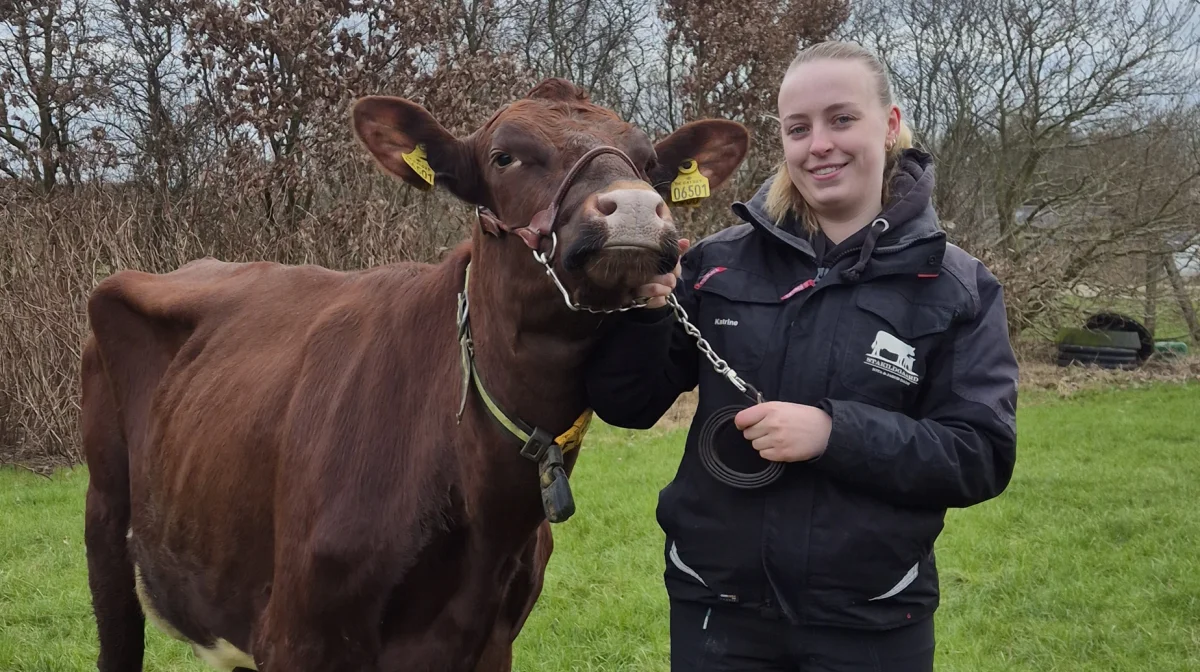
[492,152,514,168]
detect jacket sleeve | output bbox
[813,265,1018,509]
[583,247,702,430]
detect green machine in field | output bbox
[1056,312,1189,369]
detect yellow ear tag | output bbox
[670,159,710,206]
[402,144,435,189]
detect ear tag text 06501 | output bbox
[402,144,435,189]
[670,159,710,207]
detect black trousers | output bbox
[670,599,936,672]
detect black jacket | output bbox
[584,149,1018,630]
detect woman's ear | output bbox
[886,104,902,148]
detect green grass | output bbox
[2,383,1199,671]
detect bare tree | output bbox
[845,0,1200,335]
[172,0,451,227]
[1164,233,1200,343]
[662,0,848,145]
[1144,251,1160,335]
[0,0,111,191]
[838,0,996,234]
[499,0,658,123]
[100,0,224,224]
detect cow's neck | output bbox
[462,233,603,442]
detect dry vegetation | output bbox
[0,185,476,466]
[3,0,1199,468]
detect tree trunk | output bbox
[37,2,58,193]
[1144,252,1159,336]
[1163,255,1200,344]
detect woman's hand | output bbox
[636,238,690,309]
[734,401,832,462]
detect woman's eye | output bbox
[834,115,854,125]
[493,153,514,167]
[788,126,808,136]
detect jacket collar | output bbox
[730,148,947,282]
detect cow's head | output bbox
[351,78,749,310]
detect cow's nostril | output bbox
[655,200,668,219]
[597,195,618,216]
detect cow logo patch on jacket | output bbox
[865,331,919,385]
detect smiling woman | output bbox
[768,41,916,244]
[583,40,1019,672]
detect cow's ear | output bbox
[351,96,482,203]
[650,120,750,202]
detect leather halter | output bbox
[476,144,645,259]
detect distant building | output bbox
[1172,242,1198,278]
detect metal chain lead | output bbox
[534,232,649,314]
[532,232,761,405]
[666,291,779,489]
[666,293,764,404]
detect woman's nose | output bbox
[809,126,833,155]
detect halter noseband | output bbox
[476,145,652,314]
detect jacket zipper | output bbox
[760,273,833,621]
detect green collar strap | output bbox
[455,261,591,522]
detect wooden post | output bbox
[1144,251,1159,336]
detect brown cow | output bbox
[80,77,748,671]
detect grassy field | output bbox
[1,383,1198,671]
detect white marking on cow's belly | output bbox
[193,640,258,671]
[134,564,185,641]
[134,563,258,671]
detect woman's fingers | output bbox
[673,238,690,278]
[639,283,672,308]
[635,272,677,307]
[637,238,690,309]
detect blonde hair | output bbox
[765,41,915,233]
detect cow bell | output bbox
[538,443,575,523]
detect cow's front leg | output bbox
[376,527,547,672]
[472,522,553,672]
